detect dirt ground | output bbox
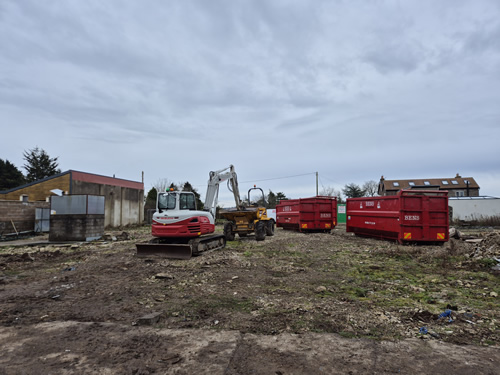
[0,225,499,374]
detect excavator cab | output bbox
[158,191,196,212]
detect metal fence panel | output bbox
[51,195,87,215]
[35,208,50,232]
[51,195,105,215]
[88,195,105,215]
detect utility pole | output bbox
[316,172,318,196]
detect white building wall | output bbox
[448,197,500,221]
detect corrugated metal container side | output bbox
[346,190,449,243]
[276,196,337,232]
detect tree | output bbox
[0,159,25,190]
[319,186,344,203]
[362,180,378,197]
[267,190,277,208]
[342,183,366,199]
[144,187,157,209]
[23,147,61,183]
[276,192,287,202]
[151,178,173,193]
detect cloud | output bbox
[1,0,499,199]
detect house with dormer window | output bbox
[378,174,480,197]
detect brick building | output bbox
[378,174,480,197]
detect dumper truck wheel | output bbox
[265,220,275,236]
[255,221,266,241]
[224,222,235,241]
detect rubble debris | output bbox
[116,232,129,240]
[467,231,500,259]
[449,227,462,239]
[154,273,174,279]
[438,309,454,323]
[134,312,163,326]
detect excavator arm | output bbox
[204,165,243,218]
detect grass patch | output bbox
[476,258,498,268]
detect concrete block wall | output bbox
[0,200,50,234]
[49,214,104,242]
[73,181,144,227]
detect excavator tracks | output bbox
[136,234,226,260]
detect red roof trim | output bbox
[71,171,144,190]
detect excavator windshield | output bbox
[158,192,176,210]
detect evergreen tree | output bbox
[276,192,287,203]
[265,190,288,208]
[267,190,277,208]
[23,147,61,183]
[145,187,157,209]
[342,183,366,198]
[0,159,25,190]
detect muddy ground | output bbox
[0,225,499,374]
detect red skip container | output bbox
[276,196,337,232]
[346,190,449,243]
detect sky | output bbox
[1,0,500,206]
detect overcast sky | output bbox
[1,0,499,205]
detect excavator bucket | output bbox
[135,243,193,260]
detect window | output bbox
[424,181,430,185]
[441,180,449,185]
[464,179,470,184]
[180,193,196,210]
[158,192,177,210]
[451,180,459,185]
[408,181,415,186]
[455,191,464,197]
[393,182,400,187]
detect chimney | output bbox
[456,173,461,178]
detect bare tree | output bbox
[152,178,172,193]
[320,186,344,203]
[363,180,378,197]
